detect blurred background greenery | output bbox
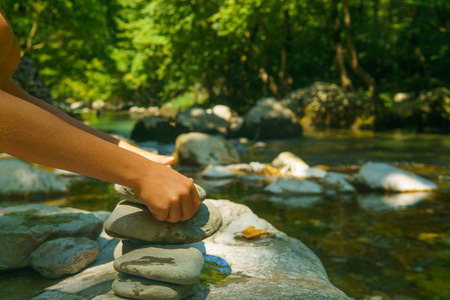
[1,0,448,113]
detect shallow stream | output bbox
[1,111,449,300]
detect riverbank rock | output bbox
[352,162,438,192]
[174,132,240,166]
[413,87,450,132]
[29,237,100,279]
[0,204,102,271]
[33,200,349,299]
[207,105,238,122]
[104,200,222,244]
[264,177,324,194]
[130,116,189,143]
[281,81,373,129]
[177,107,228,135]
[12,55,52,103]
[237,98,303,140]
[0,159,70,196]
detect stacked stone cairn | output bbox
[104,184,222,300]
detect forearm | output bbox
[0,89,152,190]
[2,77,118,144]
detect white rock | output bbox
[201,166,235,179]
[210,104,237,122]
[0,159,70,195]
[353,162,438,192]
[264,177,324,194]
[272,151,309,170]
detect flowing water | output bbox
[1,111,449,300]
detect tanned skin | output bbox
[0,8,201,222]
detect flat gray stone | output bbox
[112,273,199,300]
[114,246,204,285]
[0,204,103,271]
[105,200,222,244]
[114,183,206,204]
[29,237,99,278]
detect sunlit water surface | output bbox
[0,112,449,300]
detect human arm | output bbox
[0,78,174,165]
[0,88,201,222]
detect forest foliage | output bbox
[1,0,449,111]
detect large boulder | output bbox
[174,132,239,166]
[281,82,373,129]
[33,200,349,299]
[352,162,438,192]
[237,98,303,140]
[176,107,228,135]
[0,204,103,271]
[130,115,189,143]
[412,87,450,132]
[0,159,70,196]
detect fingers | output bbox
[150,207,169,222]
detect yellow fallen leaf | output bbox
[241,226,273,239]
[418,233,441,241]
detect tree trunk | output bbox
[342,0,378,100]
[332,0,354,90]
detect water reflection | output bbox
[357,192,433,211]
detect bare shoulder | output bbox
[0,7,14,63]
[0,7,21,88]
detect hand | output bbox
[118,140,175,166]
[133,162,202,223]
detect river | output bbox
[1,111,449,299]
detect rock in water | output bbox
[0,204,103,271]
[114,184,206,205]
[29,237,99,279]
[112,273,199,300]
[0,159,70,195]
[264,177,324,194]
[174,132,240,166]
[352,162,438,192]
[114,246,204,285]
[105,200,222,244]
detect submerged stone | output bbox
[0,159,70,195]
[112,273,199,300]
[105,200,222,244]
[264,177,324,194]
[114,246,204,285]
[29,237,99,279]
